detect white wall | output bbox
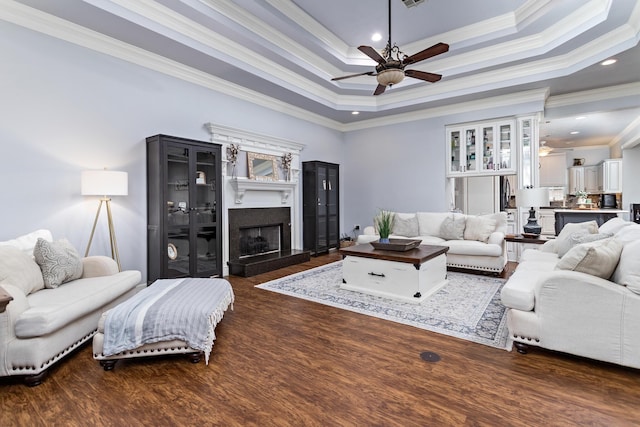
[0,21,343,281]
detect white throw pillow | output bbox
[392,214,420,237]
[554,220,599,255]
[555,231,612,258]
[33,238,83,289]
[611,240,640,294]
[416,212,449,237]
[0,246,45,295]
[0,229,53,256]
[555,237,623,279]
[464,215,497,243]
[599,217,632,235]
[439,213,466,240]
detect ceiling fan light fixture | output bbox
[377,69,404,86]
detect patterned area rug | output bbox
[256,261,511,350]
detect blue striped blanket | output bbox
[103,278,234,364]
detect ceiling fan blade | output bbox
[373,84,387,96]
[358,45,386,65]
[331,71,375,81]
[403,42,449,66]
[405,69,442,83]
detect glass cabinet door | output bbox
[316,165,328,250]
[166,145,191,277]
[193,149,218,276]
[465,128,477,173]
[497,123,513,171]
[327,166,339,248]
[519,118,533,188]
[481,125,494,172]
[448,129,462,174]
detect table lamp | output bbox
[516,186,550,236]
[81,169,128,271]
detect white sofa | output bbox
[0,229,142,385]
[501,218,640,368]
[357,211,507,273]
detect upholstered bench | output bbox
[93,278,234,370]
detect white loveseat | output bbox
[357,211,508,273]
[501,218,640,368]
[0,229,142,385]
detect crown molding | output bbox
[340,88,549,132]
[545,82,640,109]
[617,115,640,150]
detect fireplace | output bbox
[239,224,281,257]
[227,207,309,276]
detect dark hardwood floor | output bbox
[2,254,639,426]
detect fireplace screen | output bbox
[239,225,281,257]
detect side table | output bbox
[504,234,551,245]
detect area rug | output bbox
[256,261,511,350]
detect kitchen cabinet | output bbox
[584,166,599,194]
[539,153,567,187]
[568,167,584,195]
[146,134,222,282]
[538,210,556,236]
[303,161,340,255]
[517,115,540,189]
[446,119,515,177]
[599,159,623,193]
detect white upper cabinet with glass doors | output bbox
[446,119,516,177]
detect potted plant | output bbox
[575,190,588,206]
[374,210,394,243]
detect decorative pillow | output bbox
[555,231,613,258]
[392,215,420,237]
[554,220,598,255]
[599,217,632,235]
[416,212,449,237]
[439,213,466,240]
[463,215,497,243]
[0,246,45,295]
[33,238,83,289]
[555,238,623,279]
[0,229,53,255]
[611,240,640,294]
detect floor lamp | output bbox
[81,170,128,271]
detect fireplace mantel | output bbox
[230,178,296,204]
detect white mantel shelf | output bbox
[230,178,296,204]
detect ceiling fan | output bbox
[332,0,449,95]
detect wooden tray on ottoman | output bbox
[369,239,421,251]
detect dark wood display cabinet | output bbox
[146,134,222,282]
[303,161,340,255]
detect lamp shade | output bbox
[516,187,549,208]
[81,170,128,196]
[376,69,405,86]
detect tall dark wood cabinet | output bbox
[146,134,222,282]
[303,161,340,255]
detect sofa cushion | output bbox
[611,240,640,294]
[0,246,45,295]
[392,214,420,237]
[555,238,623,279]
[599,217,633,235]
[416,212,449,237]
[0,229,53,255]
[464,215,497,243]
[439,213,466,240]
[556,231,613,258]
[614,224,640,245]
[554,220,599,255]
[445,240,503,257]
[33,238,83,289]
[15,270,141,338]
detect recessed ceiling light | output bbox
[575,116,586,120]
[352,111,360,115]
[570,131,580,135]
[371,33,382,42]
[601,58,617,66]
